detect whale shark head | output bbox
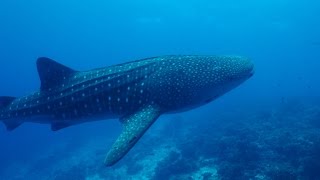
[213,55,254,84]
[150,55,254,112]
[204,55,254,100]
[174,55,254,107]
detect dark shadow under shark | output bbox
[0,55,254,166]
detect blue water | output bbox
[0,0,320,179]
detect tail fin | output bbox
[0,96,22,131]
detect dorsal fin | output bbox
[37,57,77,91]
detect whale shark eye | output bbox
[227,76,237,81]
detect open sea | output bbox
[0,0,320,179]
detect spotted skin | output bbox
[0,55,254,166]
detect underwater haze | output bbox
[0,0,320,179]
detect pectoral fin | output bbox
[105,105,161,166]
[2,121,22,131]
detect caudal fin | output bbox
[0,96,22,131]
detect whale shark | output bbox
[0,55,254,166]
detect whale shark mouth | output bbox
[249,69,255,77]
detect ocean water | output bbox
[0,0,320,179]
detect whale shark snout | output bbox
[222,56,254,81]
[241,57,255,78]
